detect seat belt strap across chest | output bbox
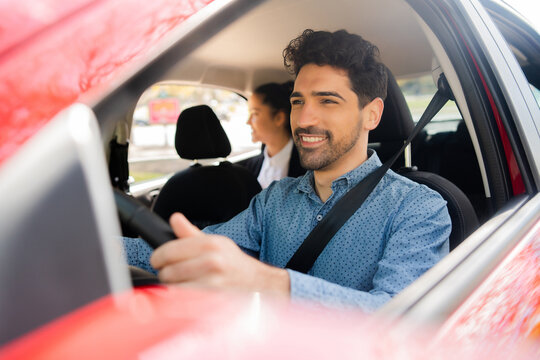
[286,89,449,274]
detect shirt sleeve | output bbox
[287,269,392,311]
[122,236,157,274]
[287,185,451,312]
[373,185,450,294]
[203,188,270,255]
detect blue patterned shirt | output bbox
[124,151,450,312]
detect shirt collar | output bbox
[263,138,294,167]
[296,149,382,194]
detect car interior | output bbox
[113,0,538,239]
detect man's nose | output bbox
[294,103,318,127]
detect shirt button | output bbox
[316,214,323,221]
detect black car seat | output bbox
[369,68,479,250]
[414,121,487,221]
[152,105,261,229]
[369,68,415,170]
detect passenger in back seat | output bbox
[239,82,306,188]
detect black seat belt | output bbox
[286,86,450,274]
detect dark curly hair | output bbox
[283,29,387,107]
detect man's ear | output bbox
[363,97,384,131]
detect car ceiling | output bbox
[162,0,434,94]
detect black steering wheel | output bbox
[114,189,176,286]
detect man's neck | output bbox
[313,148,368,202]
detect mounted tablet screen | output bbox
[0,104,130,345]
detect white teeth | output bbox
[301,136,324,143]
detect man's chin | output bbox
[300,161,329,171]
[298,150,329,171]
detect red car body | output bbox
[0,0,213,166]
[0,0,538,358]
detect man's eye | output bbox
[321,98,337,104]
[291,99,303,105]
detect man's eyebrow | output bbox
[313,91,345,101]
[290,91,302,98]
[289,91,345,101]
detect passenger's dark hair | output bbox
[283,29,387,107]
[254,81,294,133]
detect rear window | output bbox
[128,84,255,184]
[398,74,462,134]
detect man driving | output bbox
[124,29,450,311]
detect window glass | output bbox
[398,74,462,134]
[128,84,255,184]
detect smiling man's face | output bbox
[290,64,367,172]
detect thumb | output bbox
[169,212,201,238]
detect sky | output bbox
[503,0,540,32]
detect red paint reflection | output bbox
[0,0,213,166]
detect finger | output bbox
[150,234,224,270]
[158,255,218,284]
[150,237,201,270]
[170,212,202,238]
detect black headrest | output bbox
[369,67,415,143]
[175,105,231,160]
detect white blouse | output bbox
[257,139,294,189]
